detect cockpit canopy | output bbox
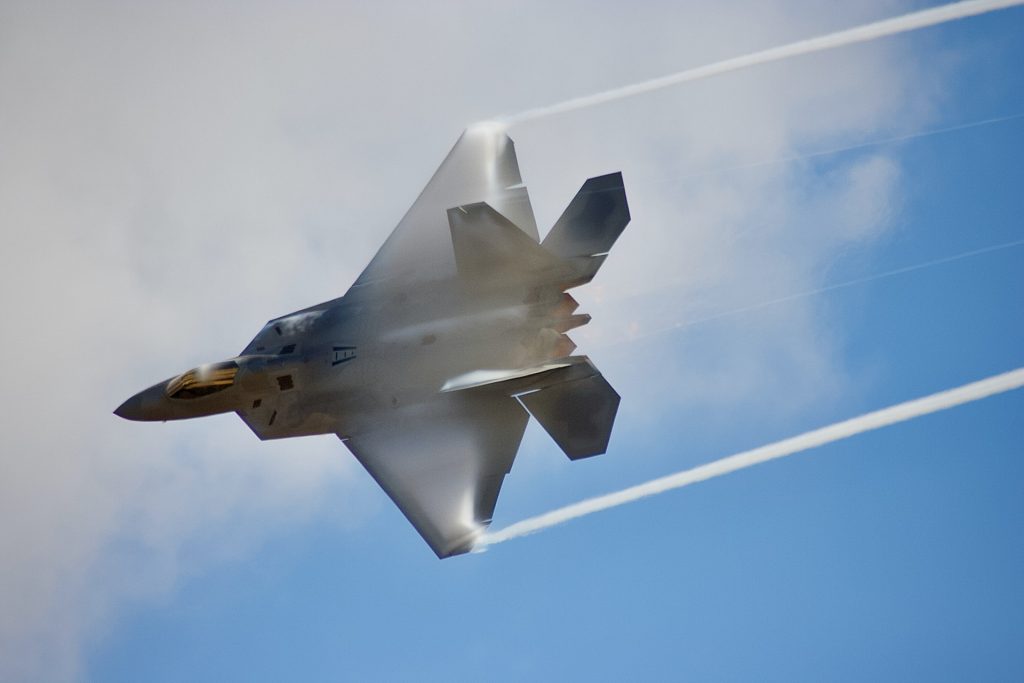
[166,361,239,400]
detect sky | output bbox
[0,1,1022,681]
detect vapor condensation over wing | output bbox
[476,367,1024,549]
[498,0,1024,125]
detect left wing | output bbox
[350,123,538,291]
[342,391,529,558]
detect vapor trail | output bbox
[599,237,1024,349]
[476,367,1024,549]
[666,112,1024,184]
[498,0,1024,125]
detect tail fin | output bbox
[542,172,630,259]
[518,357,620,460]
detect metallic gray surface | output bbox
[116,124,630,557]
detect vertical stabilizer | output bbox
[542,172,630,259]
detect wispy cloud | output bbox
[0,0,978,678]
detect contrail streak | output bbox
[666,112,1024,184]
[476,367,1024,549]
[498,0,1024,125]
[595,237,1024,350]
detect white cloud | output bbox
[0,0,953,679]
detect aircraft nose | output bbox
[114,393,146,420]
[114,384,166,421]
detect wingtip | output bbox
[465,120,508,137]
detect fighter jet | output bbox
[116,123,630,558]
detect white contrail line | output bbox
[675,239,1024,325]
[667,112,1024,184]
[476,367,1024,549]
[498,0,1024,125]
[593,237,1024,350]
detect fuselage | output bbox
[115,273,581,440]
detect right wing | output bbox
[350,124,538,290]
[342,391,529,558]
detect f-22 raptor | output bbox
[116,124,630,557]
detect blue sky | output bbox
[1,1,1022,681]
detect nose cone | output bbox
[114,383,167,421]
[114,394,145,420]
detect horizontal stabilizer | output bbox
[448,202,560,280]
[542,172,630,259]
[519,362,620,460]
